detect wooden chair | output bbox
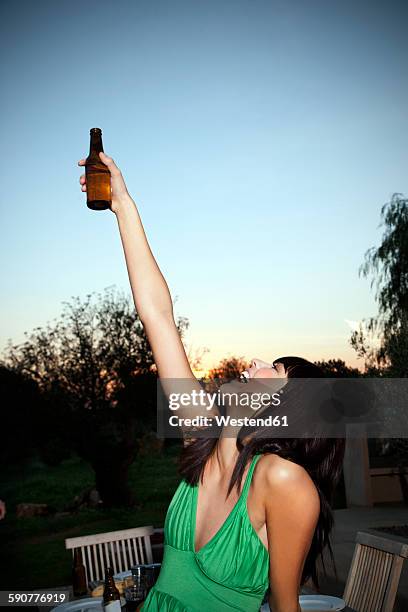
[343,529,408,612]
[65,526,154,583]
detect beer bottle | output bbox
[102,567,121,612]
[72,548,87,597]
[85,128,111,210]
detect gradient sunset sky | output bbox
[1,0,407,371]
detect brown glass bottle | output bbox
[72,548,87,597]
[85,128,111,210]
[102,567,121,612]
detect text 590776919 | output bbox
[0,592,68,606]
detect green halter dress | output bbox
[141,454,269,612]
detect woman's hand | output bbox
[78,151,131,213]
[78,148,217,435]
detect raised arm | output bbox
[78,152,217,420]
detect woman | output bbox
[78,152,345,612]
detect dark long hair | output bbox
[179,356,345,587]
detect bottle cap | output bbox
[90,127,102,133]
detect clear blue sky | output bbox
[1,0,407,369]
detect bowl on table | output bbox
[260,594,345,611]
[50,597,103,612]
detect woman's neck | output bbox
[212,438,240,473]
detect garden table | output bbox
[48,592,356,612]
[47,575,356,612]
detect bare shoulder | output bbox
[255,453,320,513]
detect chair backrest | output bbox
[343,530,408,612]
[65,525,154,583]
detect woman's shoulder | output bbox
[254,453,320,508]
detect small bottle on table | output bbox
[72,548,87,597]
[102,567,121,612]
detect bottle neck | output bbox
[105,569,115,587]
[73,548,83,566]
[89,131,104,155]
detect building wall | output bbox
[370,467,408,504]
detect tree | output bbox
[206,356,249,381]
[351,193,408,375]
[350,193,408,501]
[313,359,361,378]
[202,356,249,395]
[3,287,189,506]
[0,365,42,465]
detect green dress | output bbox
[141,454,269,611]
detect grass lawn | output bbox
[0,444,181,589]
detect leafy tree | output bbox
[350,194,408,498]
[203,356,249,394]
[313,359,361,378]
[0,365,42,465]
[206,356,249,381]
[3,287,188,506]
[351,193,408,375]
